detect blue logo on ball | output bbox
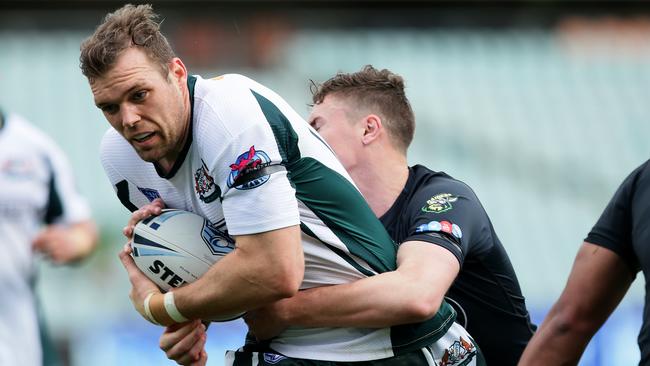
[201,222,235,255]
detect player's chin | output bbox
[133,147,163,163]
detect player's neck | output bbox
[156,94,193,176]
[156,115,192,175]
[350,148,409,218]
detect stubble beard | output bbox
[132,133,167,164]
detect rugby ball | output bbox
[131,209,243,321]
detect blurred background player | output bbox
[519,159,650,365]
[0,109,98,366]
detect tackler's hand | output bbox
[160,320,208,365]
[244,299,290,341]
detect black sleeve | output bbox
[585,161,649,274]
[43,157,63,224]
[403,179,493,267]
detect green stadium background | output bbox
[1,1,648,365]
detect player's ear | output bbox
[361,114,382,145]
[169,57,187,85]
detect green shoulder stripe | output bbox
[251,90,396,273]
[251,90,300,163]
[291,158,397,273]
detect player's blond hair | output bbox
[79,4,175,82]
[311,65,415,153]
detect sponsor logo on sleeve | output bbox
[441,336,477,366]
[137,187,161,202]
[226,145,272,190]
[194,160,220,203]
[422,193,458,213]
[415,220,462,239]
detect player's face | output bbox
[91,47,189,172]
[308,95,365,171]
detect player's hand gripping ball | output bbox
[131,209,243,321]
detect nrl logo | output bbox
[201,221,235,255]
[422,193,458,213]
[194,160,219,203]
[441,336,477,366]
[263,353,287,364]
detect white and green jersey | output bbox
[0,113,92,366]
[100,74,455,361]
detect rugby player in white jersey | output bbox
[80,4,483,365]
[0,111,97,366]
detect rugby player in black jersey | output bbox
[245,66,535,365]
[521,160,650,365]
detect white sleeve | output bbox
[99,130,150,212]
[197,77,300,235]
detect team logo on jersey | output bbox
[422,193,458,213]
[263,353,287,364]
[415,220,462,239]
[137,187,161,202]
[194,160,220,203]
[227,146,272,190]
[440,336,477,366]
[201,221,235,255]
[1,158,37,180]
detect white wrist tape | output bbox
[143,292,161,325]
[164,292,189,323]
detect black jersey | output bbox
[380,165,536,365]
[585,159,650,365]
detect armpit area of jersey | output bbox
[406,231,464,266]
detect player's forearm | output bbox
[174,226,304,320]
[174,252,291,319]
[520,243,636,365]
[281,270,439,328]
[280,242,455,329]
[518,307,593,365]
